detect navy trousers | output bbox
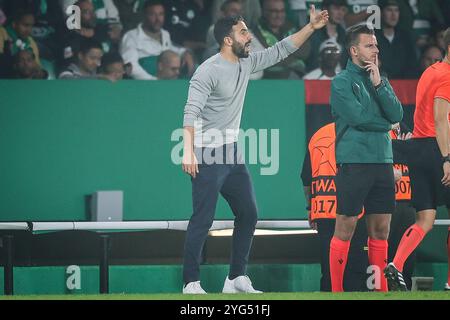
[183,143,258,283]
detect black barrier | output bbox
[3,235,14,295]
[99,235,111,294]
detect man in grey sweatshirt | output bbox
[181,6,329,294]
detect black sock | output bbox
[228,274,241,280]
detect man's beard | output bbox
[147,23,162,33]
[82,19,96,29]
[232,41,250,58]
[356,55,374,67]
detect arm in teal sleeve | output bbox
[331,77,392,132]
[375,78,404,123]
[354,123,392,132]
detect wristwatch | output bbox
[374,80,384,89]
[442,155,450,163]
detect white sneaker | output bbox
[183,281,207,294]
[445,283,450,291]
[222,275,263,294]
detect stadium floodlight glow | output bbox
[209,229,317,237]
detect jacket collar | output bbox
[137,23,147,39]
[346,59,367,75]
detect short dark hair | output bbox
[143,0,164,11]
[378,0,399,10]
[220,0,241,12]
[74,0,91,8]
[12,9,35,22]
[322,0,348,8]
[444,27,450,56]
[79,38,103,55]
[261,0,285,9]
[345,24,375,54]
[214,15,245,47]
[101,51,123,68]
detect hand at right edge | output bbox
[442,162,450,187]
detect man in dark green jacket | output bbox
[329,24,403,292]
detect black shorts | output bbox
[335,163,395,216]
[407,138,450,211]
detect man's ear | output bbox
[223,36,233,47]
[350,46,357,57]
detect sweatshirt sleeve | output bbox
[183,65,216,127]
[331,76,392,132]
[248,36,298,73]
[375,77,404,124]
[120,31,157,80]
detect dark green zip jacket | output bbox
[331,59,403,164]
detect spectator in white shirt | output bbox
[303,39,341,79]
[120,0,194,80]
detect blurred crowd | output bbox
[0,0,448,81]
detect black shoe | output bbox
[384,262,407,291]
